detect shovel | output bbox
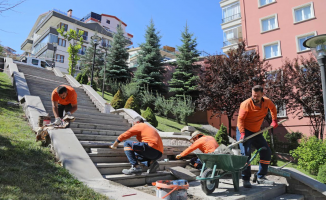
[215,119,288,153]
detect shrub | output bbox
[291,136,326,175]
[284,131,302,151]
[251,130,277,166]
[162,99,174,118]
[79,73,88,84]
[215,123,229,146]
[87,81,98,91]
[142,107,158,127]
[124,95,140,114]
[76,73,82,82]
[111,89,125,109]
[154,93,165,116]
[317,164,326,184]
[121,82,140,102]
[140,86,156,110]
[176,95,195,125]
[107,79,122,95]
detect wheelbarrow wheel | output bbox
[201,168,219,195]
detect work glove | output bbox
[54,117,61,125]
[270,120,278,128]
[176,155,182,159]
[66,111,72,116]
[239,132,245,141]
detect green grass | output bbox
[277,160,317,180]
[97,90,114,103]
[0,73,109,200]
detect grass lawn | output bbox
[97,90,114,103]
[277,160,317,180]
[0,73,109,200]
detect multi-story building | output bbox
[21,9,133,74]
[127,45,178,68]
[217,0,326,139]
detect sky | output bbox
[0,0,224,55]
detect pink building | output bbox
[217,0,326,140]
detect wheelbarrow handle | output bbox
[227,119,287,149]
[240,147,267,170]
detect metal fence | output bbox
[222,13,241,23]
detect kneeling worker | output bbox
[110,116,163,175]
[176,131,219,169]
[51,85,78,125]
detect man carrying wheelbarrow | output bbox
[176,131,219,169]
[237,85,278,188]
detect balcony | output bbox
[222,13,241,23]
[223,37,243,47]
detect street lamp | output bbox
[102,47,108,98]
[52,42,58,68]
[303,34,326,132]
[90,34,101,88]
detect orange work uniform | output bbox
[51,85,78,105]
[237,97,277,133]
[117,123,164,153]
[180,136,219,157]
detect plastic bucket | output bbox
[153,180,189,200]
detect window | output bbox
[58,38,66,47]
[263,41,281,59]
[31,59,39,66]
[296,31,317,52]
[302,96,321,116]
[57,23,68,31]
[77,29,88,41]
[265,70,282,88]
[78,46,86,55]
[260,14,278,32]
[117,24,120,28]
[101,38,111,48]
[40,61,48,68]
[293,2,315,23]
[56,54,64,63]
[276,104,287,118]
[259,0,275,7]
[223,25,242,47]
[222,2,241,23]
[106,19,110,24]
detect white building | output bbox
[220,0,242,53]
[21,9,133,74]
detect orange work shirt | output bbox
[237,97,277,133]
[117,123,164,153]
[51,85,77,105]
[180,136,219,157]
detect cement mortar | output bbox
[162,139,192,146]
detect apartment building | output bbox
[21,9,133,74]
[218,0,326,139]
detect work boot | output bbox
[147,161,159,173]
[122,165,142,175]
[257,176,274,185]
[243,180,252,188]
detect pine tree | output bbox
[133,19,166,93]
[111,89,125,109]
[104,23,130,83]
[124,95,141,114]
[169,23,200,98]
[142,107,158,127]
[79,33,104,87]
[215,124,230,146]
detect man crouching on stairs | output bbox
[110,116,163,175]
[51,85,78,126]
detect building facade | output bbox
[21,9,133,74]
[217,0,326,139]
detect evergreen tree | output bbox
[111,89,125,109]
[104,23,130,83]
[79,33,104,87]
[215,124,230,146]
[133,19,166,93]
[142,107,158,128]
[169,24,200,98]
[124,95,141,114]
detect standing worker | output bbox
[110,116,163,175]
[237,85,278,188]
[51,85,78,125]
[176,131,219,169]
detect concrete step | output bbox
[70,122,130,129]
[48,112,124,121]
[103,171,175,187]
[44,106,100,114]
[71,127,128,135]
[95,160,190,175]
[75,134,131,141]
[28,90,91,99]
[39,97,94,105]
[42,102,97,110]
[271,194,304,200]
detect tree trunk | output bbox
[228,116,232,137]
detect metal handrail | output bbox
[222,13,241,23]
[223,37,243,47]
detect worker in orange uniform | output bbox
[51,85,78,126]
[237,85,278,188]
[110,116,163,175]
[176,131,219,169]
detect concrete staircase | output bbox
[16,63,191,187]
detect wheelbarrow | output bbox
[196,147,266,194]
